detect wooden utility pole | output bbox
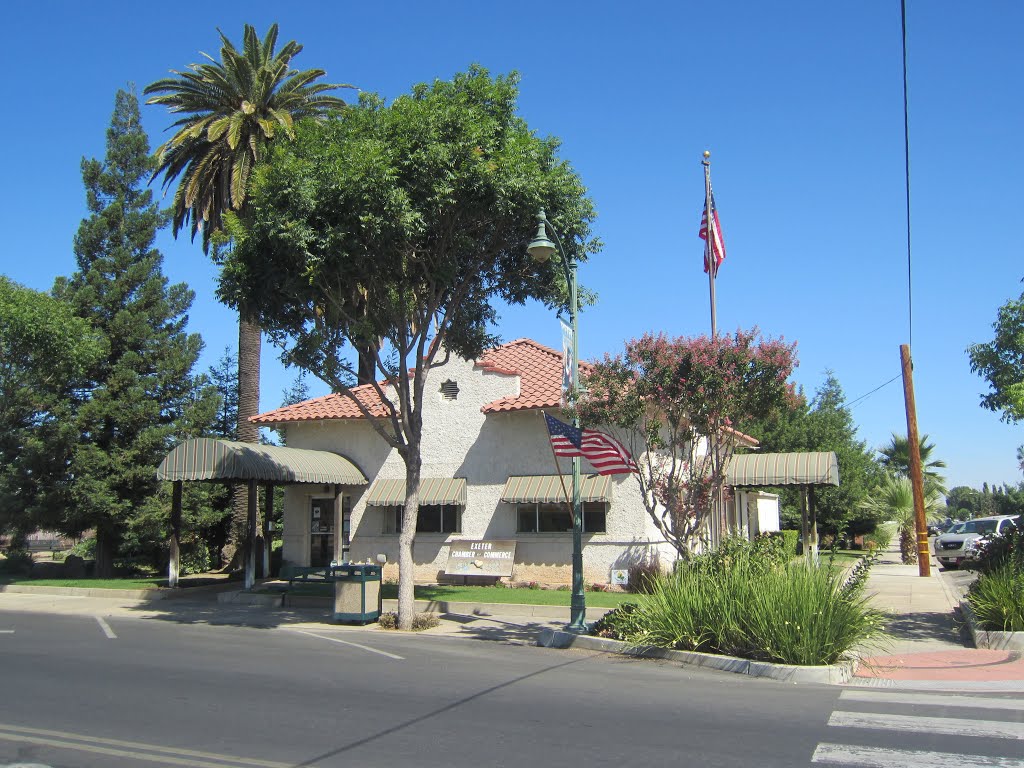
[900,344,930,576]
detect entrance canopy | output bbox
[157,438,368,486]
[725,451,839,487]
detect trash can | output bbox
[331,564,383,624]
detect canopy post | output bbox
[168,481,182,588]
[808,485,819,563]
[262,483,274,578]
[245,479,257,590]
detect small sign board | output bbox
[445,540,517,577]
[610,569,629,587]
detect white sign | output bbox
[610,569,629,586]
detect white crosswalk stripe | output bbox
[810,690,1024,767]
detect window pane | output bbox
[382,506,402,534]
[418,505,442,533]
[538,503,572,532]
[517,506,538,533]
[583,502,606,533]
[441,505,460,533]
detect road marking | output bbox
[829,710,1024,740]
[94,616,116,639]
[0,630,13,634]
[0,722,302,768]
[813,742,1024,767]
[841,689,1024,711]
[287,629,405,660]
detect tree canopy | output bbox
[52,89,216,575]
[578,329,798,555]
[969,292,1024,423]
[217,66,597,626]
[0,278,102,540]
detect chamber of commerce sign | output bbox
[445,540,517,577]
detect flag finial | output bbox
[703,150,711,159]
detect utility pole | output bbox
[900,344,930,576]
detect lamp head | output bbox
[527,209,556,263]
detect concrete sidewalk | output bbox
[849,543,1024,691]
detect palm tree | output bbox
[146,24,351,566]
[879,433,948,496]
[860,475,943,564]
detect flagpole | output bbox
[703,150,717,339]
[702,150,723,546]
[541,411,577,523]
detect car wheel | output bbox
[940,562,957,571]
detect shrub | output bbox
[0,550,33,575]
[970,528,1024,576]
[69,538,97,560]
[774,529,800,558]
[590,603,644,641]
[377,611,441,631]
[864,523,895,552]
[597,541,886,666]
[967,563,1024,632]
[627,560,662,594]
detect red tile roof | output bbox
[251,338,581,425]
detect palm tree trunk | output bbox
[226,316,261,568]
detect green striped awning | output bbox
[157,438,368,485]
[725,452,839,487]
[364,477,468,506]
[500,474,613,503]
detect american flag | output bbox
[543,412,638,475]
[699,189,726,275]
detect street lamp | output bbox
[527,209,586,633]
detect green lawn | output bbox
[276,582,636,608]
[1,577,163,589]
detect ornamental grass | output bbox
[604,540,886,666]
[967,564,1024,633]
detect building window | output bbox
[383,504,461,534]
[516,502,607,534]
[440,380,459,400]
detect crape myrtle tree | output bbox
[145,23,352,565]
[218,67,597,628]
[53,89,216,577]
[577,330,797,557]
[0,279,102,542]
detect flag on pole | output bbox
[543,412,638,475]
[699,189,726,275]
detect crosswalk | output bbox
[812,689,1024,767]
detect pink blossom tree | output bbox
[578,329,798,556]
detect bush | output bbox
[590,603,644,640]
[863,524,894,552]
[69,538,97,560]
[967,562,1024,632]
[597,541,885,666]
[970,528,1024,576]
[771,530,800,558]
[0,550,33,575]
[377,611,441,631]
[627,560,662,594]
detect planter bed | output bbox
[960,600,1024,651]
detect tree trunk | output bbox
[357,345,376,386]
[225,316,262,566]
[398,454,421,631]
[95,524,116,579]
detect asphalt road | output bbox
[0,610,1021,768]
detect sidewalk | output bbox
[849,543,1024,691]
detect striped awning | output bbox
[364,477,468,506]
[725,451,839,487]
[157,438,368,485]
[500,474,613,503]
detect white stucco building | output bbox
[252,339,679,585]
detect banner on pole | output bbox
[560,319,574,407]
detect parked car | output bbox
[935,515,1019,569]
[963,514,1021,565]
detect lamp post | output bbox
[527,209,586,632]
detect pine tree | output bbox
[53,89,215,577]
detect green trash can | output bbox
[331,564,382,624]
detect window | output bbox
[383,504,461,534]
[516,502,607,533]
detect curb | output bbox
[536,629,855,685]
[0,581,242,601]
[960,599,1024,651]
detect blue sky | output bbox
[3,1,1022,491]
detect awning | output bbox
[725,451,839,487]
[500,474,613,503]
[364,477,468,506]
[157,438,368,485]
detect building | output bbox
[252,339,681,585]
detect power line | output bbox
[845,374,902,410]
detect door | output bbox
[309,497,335,568]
